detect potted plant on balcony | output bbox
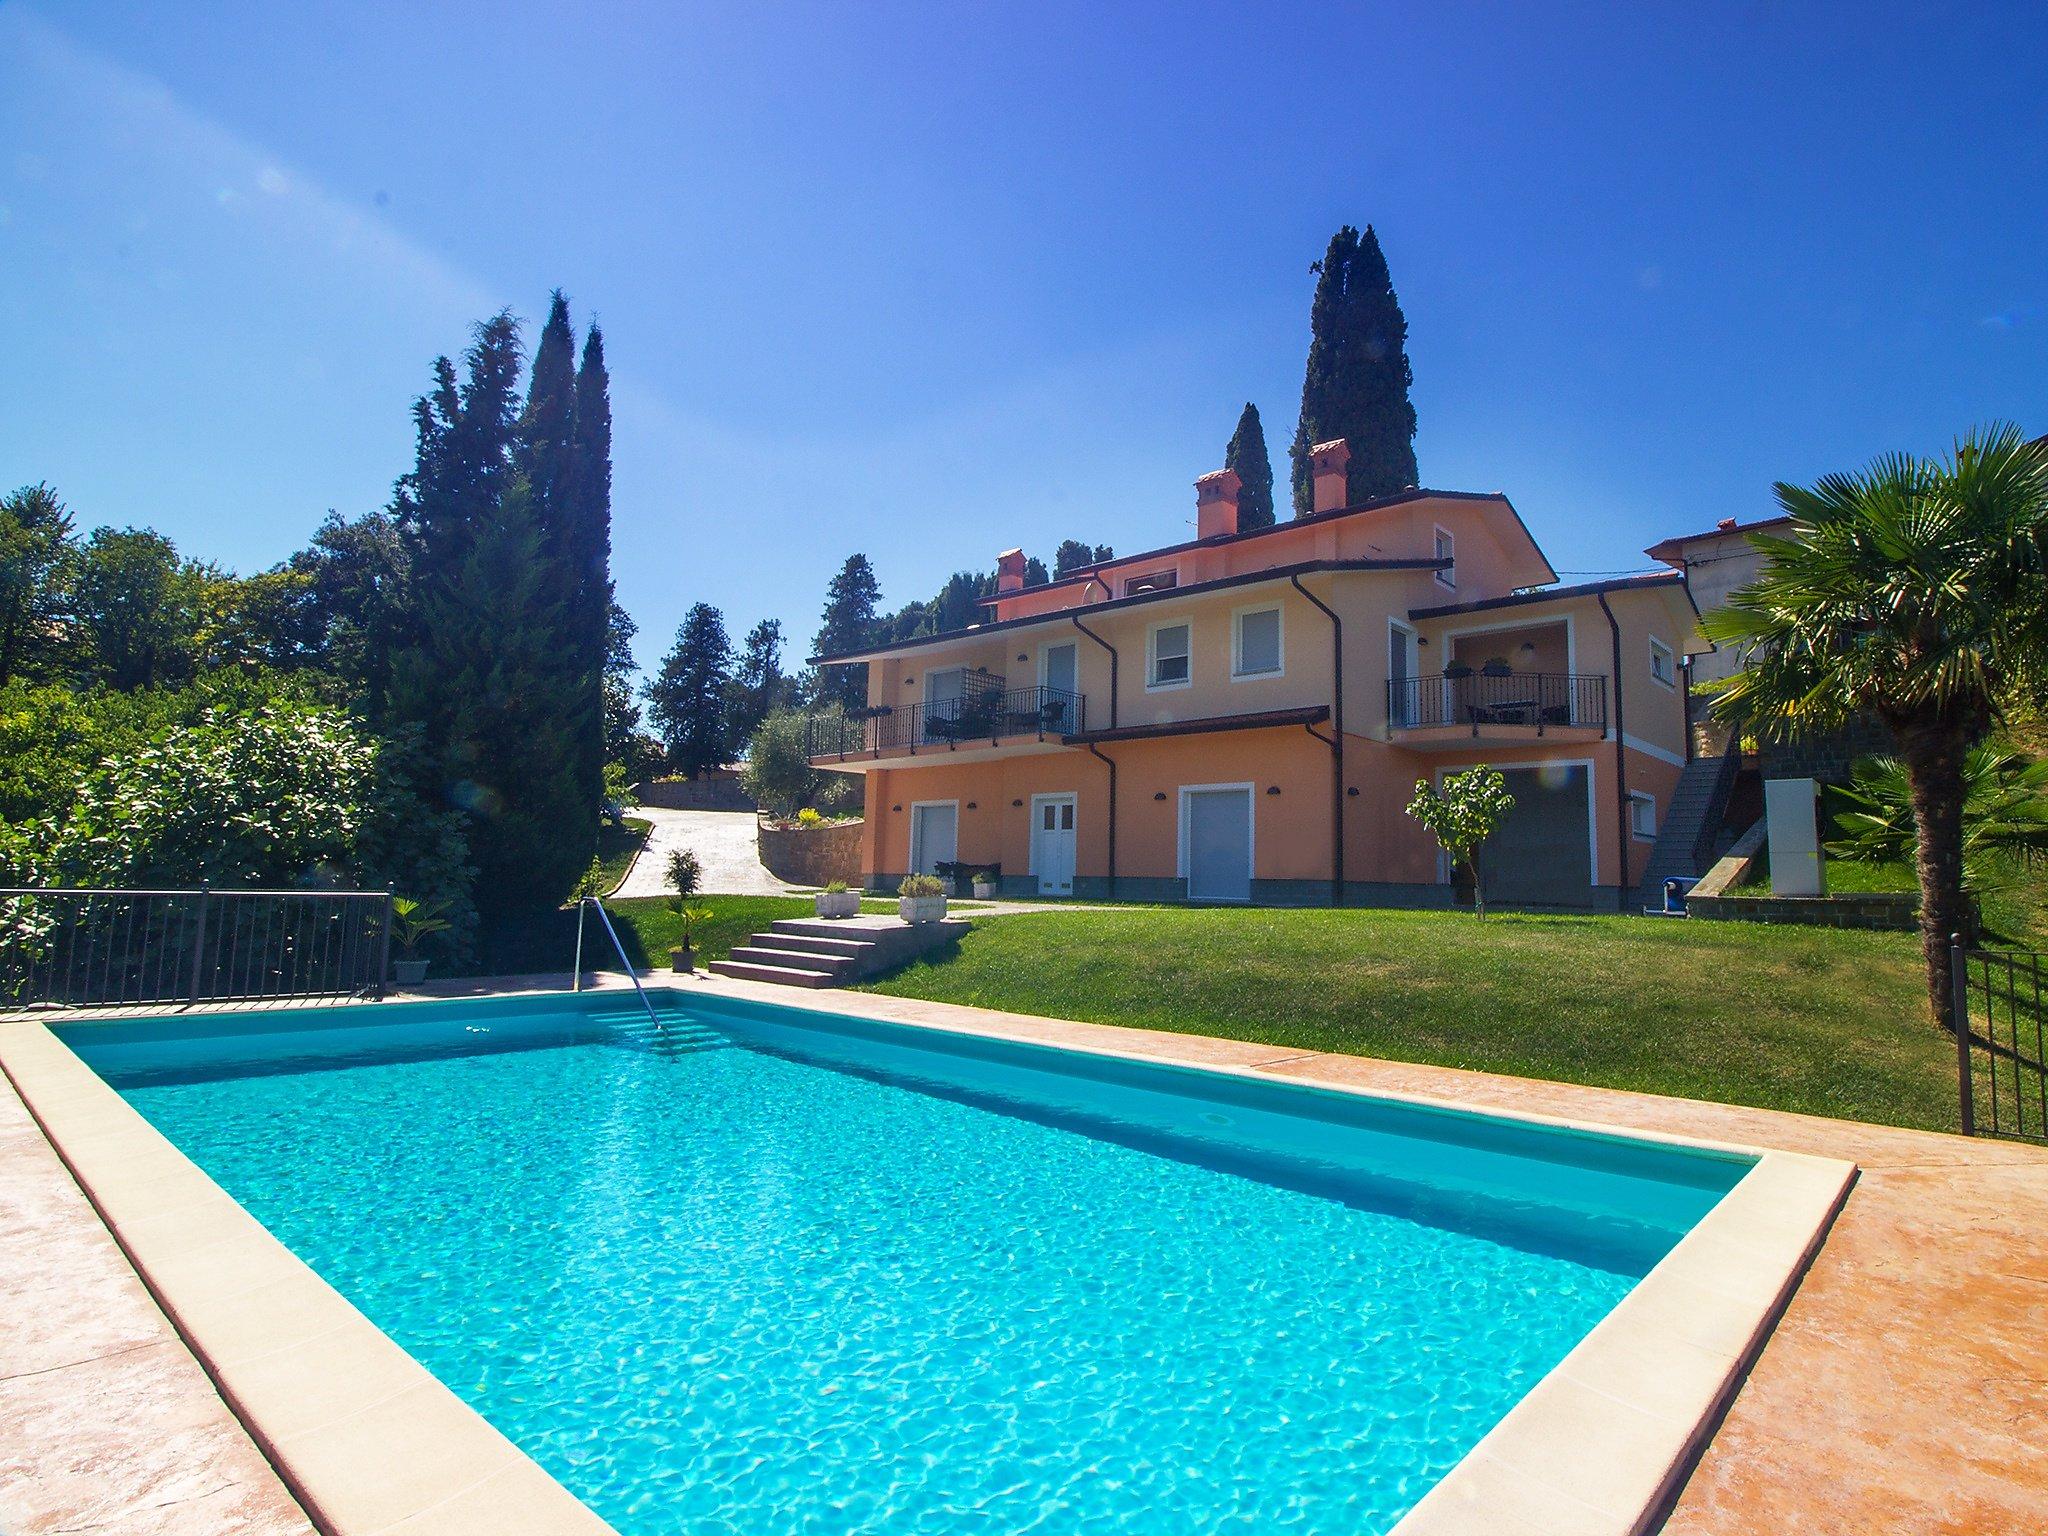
[388,896,452,986]
[898,873,949,924]
[814,880,861,919]
[667,905,713,973]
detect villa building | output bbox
[809,439,1701,910]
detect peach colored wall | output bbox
[862,727,1336,885]
[859,731,1679,896]
[981,494,1549,627]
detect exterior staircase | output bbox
[710,914,971,989]
[1636,752,1742,911]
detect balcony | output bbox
[1388,670,1606,748]
[807,683,1087,764]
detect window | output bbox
[1123,569,1178,597]
[1433,526,1455,588]
[1649,636,1676,689]
[1630,791,1657,840]
[1233,605,1283,678]
[1148,621,1191,689]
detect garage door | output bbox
[1477,765,1593,906]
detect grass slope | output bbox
[858,907,1959,1133]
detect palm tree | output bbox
[1704,425,2048,1033]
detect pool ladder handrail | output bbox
[573,897,665,1031]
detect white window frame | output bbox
[1648,635,1677,690]
[1630,789,1658,841]
[1146,617,1193,691]
[1231,602,1285,680]
[1123,569,1178,597]
[1433,525,1456,589]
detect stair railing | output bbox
[573,897,664,1030]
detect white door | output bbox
[1183,787,1252,903]
[910,802,957,876]
[1032,795,1077,896]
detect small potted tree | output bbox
[388,896,452,985]
[898,873,948,923]
[970,869,999,900]
[814,880,861,919]
[668,905,713,973]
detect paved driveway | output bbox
[614,807,798,897]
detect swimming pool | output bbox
[59,990,1755,1534]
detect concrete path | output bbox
[614,807,798,897]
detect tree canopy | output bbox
[1290,225,1418,513]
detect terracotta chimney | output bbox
[1310,439,1351,513]
[1715,517,1737,531]
[996,547,1027,594]
[1194,468,1242,540]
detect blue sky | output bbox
[3,1,2043,673]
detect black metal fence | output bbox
[807,685,1086,759]
[1388,671,1608,733]
[1952,940,2047,1142]
[0,886,393,1011]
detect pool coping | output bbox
[1,977,1855,1536]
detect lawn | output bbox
[853,906,1963,1134]
[593,816,652,894]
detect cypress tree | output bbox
[1289,225,1418,513]
[384,311,591,915]
[385,478,587,915]
[812,554,882,711]
[646,603,735,778]
[1225,403,1275,529]
[516,292,578,555]
[565,322,614,810]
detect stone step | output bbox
[707,959,838,988]
[757,933,882,959]
[727,944,859,974]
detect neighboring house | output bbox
[1642,515,1790,690]
[807,439,1698,911]
[1644,515,1889,779]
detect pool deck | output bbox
[3,973,2044,1534]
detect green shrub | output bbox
[899,873,946,898]
[666,847,702,898]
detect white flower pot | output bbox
[814,890,861,918]
[971,881,997,900]
[899,895,949,924]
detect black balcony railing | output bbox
[807,684,1086,759]
[0,885,393,1011]
[1388,671,1607,733]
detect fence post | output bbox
[187,882,211,1006]
[1951,934,1975,1137]
[375,885,394,1001]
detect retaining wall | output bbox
[758,818,864,888]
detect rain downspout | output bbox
[1597,591,1630,911]
[1290,572,1344,905]
[1072,580,1120,896]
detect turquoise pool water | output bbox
[63,994,1748,1534]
